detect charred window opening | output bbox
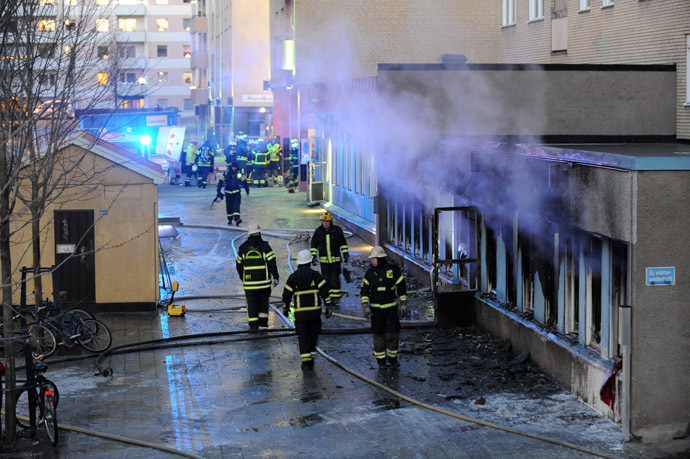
[589,235,602,351]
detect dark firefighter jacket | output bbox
[236,235,279,290]
[195,145,215,168]
[282,265,331,321]
[360,260,407,309]
[310,225,348,263]
[217,168,249,196]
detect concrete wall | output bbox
[12,145,159,310]
[377,65,676,140]
[631,170,690,441]
[495,1,690,141]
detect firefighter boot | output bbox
[388,356,399,369]
[377,358,388,370]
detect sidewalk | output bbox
[5,184,688,458]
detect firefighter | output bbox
[268,138,282,184]
[216,162,249,226]
[282,250,333,370]
[310,212,348,304]
[287,138,299,193]
[224,141,237,166]
[360,245,408,370]
[236,135,248,176]
[236,224,279,331]
[252,139,270,187]
[183,141,198,186]
[195,140,215,188]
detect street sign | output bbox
[646,267,675,286]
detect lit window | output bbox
[156,18,168,32]
[157,72,168,84]
[118,18,136,32]
[64,45,71,55]
[529,0,543,20]
[183,18,191,32]
[39,0,56,5]
[183,72,192,84]
[96,18,108,32]
[97,46,108,59]
[183,45,191,58]
[157,45,167,57]
[38,19,57,32]
[97,73,108,85]
[65,19,76,31]
[502,0,516,26]
[96,0,109,5]
[64,0,77,5]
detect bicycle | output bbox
[15,356,59,446]
[26,304,111,358]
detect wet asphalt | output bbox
[5,179,688,458]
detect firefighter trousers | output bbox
[371,306,401,362]
[245,288,271,328]
[320,262,342,301]
[225,193,242,222]
[295,318,322,363]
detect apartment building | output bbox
[268,0,690,442]
[189,0,270,145]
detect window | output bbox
[183,72,192,84]
[183,18,191,31]
[157,72,168,84]
[64,0,77,5]
[157,99,168,108]
[96,0,109,5]
[64,45,72,55]
[118,18,136,32]
[156,18,168,32]
[183,45,191,58]
[602,0,614,6]
[183,98,193,110]
[96,18,108,32]
[119,45,135,58]
[39,0,56,5]
[687,36,690,103]
[580,0,590,10]
[40,73,57,86]
[65,19,76,31]
[119,72,137,84]
[97,46,109,59]
[157,45,167,57]
[529,0,543,20]
[502,0,516,26]
[97,73,108,85]
[38,19,56,32]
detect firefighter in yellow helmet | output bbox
[360,245,407,370]
[310,212,348,304]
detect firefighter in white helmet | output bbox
[281,250,333,370]
[360,245,408,370]
[236,224,279,331]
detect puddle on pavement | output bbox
[288,413,323,428]
[372,398,401,410]
[299,392,323,403]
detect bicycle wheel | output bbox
[63,308,94,323]
[43,393,58,446]
[15,387,40,429]
[27,324,57,358]
[76,319,111,353]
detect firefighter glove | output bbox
[311,256,318,266]
[246,189,250,196]
[282,302,289,316]
[325,304,333,319]
[362,303,371,320]
[271,278,279,288]
[216,193,224,200]
[399,300,408,318]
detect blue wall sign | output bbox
[646,267,675,286]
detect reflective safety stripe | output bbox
[399,295,408,301]
[226,189,240,194]
[294,306,321,312]
[295,289,320,295]
[376,287,387,291]
[301,353,312,362]
[362,278,369,285]
[370,302,397,309]
[243,283,271,290]
[284,284,294,292]
[386,349,398,358]
[374,351,386,359]
[361,297,369,303]
[258,312,268,318]
[395,275,404,285]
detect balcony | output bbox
[114,4,146,16]
[190,16,207,34]
[190,52,208,69]
[192,88,209,105]
[116,82,147,97]
[116,31,146,43]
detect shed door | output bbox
[54,210,95,303]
